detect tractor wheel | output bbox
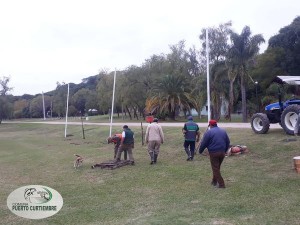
[281,105,300,135]
[251,113,270,134]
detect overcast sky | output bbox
[0,0,299,96]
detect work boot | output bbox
[154,154,158,164]
[190,150,195,160]
[184,148,191,160]
[211,181,218,187]
[149,153,154,165]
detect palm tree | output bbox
[210,61,230,120]
[145,75,194,120]
[226,60,238,121]
[228,26,265,122]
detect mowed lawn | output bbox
[0,123,299,225]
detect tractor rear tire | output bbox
[281,105,300,135]
[251,113,270,134]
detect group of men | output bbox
[108,118,165,166]
[108,116,230,189]
[107,125,135,165]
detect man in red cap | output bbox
[199,120,230,188]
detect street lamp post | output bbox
[255,81,259,112]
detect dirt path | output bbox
[3,120,281,129]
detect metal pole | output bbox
[42,92,46,120]
[109,69,117,137]
[64,83,69,138]
[206,29,211,121]
[81,112,85,139]
[255,81,259,112]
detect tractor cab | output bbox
[251,75,300,135]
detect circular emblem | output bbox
[7,185,63,219]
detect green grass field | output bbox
[0,123,299,225]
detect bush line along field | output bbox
[0,123,299,225]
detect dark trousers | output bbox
[116,144,134,162]
[114,144,127,160]
[209,151,225,187]
[184,141,195,159]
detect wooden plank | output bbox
[91,160,132,170]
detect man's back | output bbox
[183,121,199,141]
[146,123,164,142]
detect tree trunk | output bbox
[198,106,202,119]
[125,105,132,120]
[133,106,139,120]
[228,79,235,121]
[122,103,124,120]
[171,110,176,120]
[241,75,247,122]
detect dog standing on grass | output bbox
[74,154,83,169]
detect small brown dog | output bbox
[74,154,83,169]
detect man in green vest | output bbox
[115,125,135,165]
[182,116,200,161]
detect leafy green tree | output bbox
[199,22,232,119]
[29,95,51,118]
[118,66,147,120]
[228,26,265,122]
[96,72,115,115]
[209,61,229,120]
[0,76,13,96]
[268,16,300,75]
[0,76,13,122]
[200,21,232,63]
[52,84,68,117]
[167,40,190,77]
[72,88,98,114]
[13,99,30,118]
[0,96,13,122]
[190,75,207,118]
[146,75,193,120]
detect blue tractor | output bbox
[251,76,300,135]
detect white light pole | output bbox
[64,83,70,138]
[109,69,117,137]
[206,29,211,122]
[42,92,46,120]
[255,81,259,112]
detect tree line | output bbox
[1,17,300,122]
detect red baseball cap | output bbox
[209,120,217,126]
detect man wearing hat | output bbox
[115,125,135,165]
[107,133,127,160]
[182,116,200,161]
[199,120,230,188]
[145,118,164,164]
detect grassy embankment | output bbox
[0,123,299,225]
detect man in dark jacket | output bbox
[115,125,135,165]
[182,116,200,161]
[199,120,230,188]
